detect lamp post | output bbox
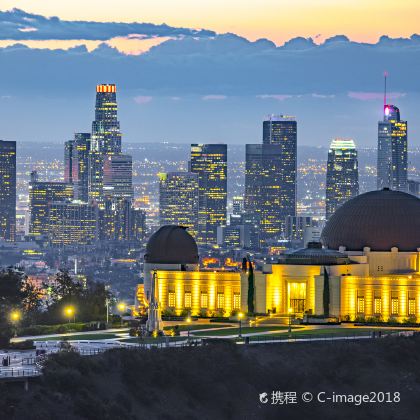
[117,302,126,327]
[186,316,192,339]
[288,307,293,337]
[10,310,21,337]
[238,312,244,338]
[64,306,75,324]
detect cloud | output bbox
[202,95,227,101]
[348,91,407,101]
[134,95,153,104]
[312,93,335,99]
[257,94,295,101]
[0,8,216,41]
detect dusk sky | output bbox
[0,2,419,147]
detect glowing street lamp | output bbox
[64,306,75,323]
[10,310,21,337]
[117,302,126,327]
[288,307,293,336]
[186,316,192,338]
[238,312,244,338]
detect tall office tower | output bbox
[325,139,359,220]
[91,84,121,154]
[88,151,104,203]
[131,208,146,241]
[0,140,16,241]
[377,105,408,191]
[48,201,97,246]
[159,172,199,238]
[263,114,297,145]
[245,137,296,246]
[190,144,227,245]
[64,140,75,184]
[72,133,91,201]
[103,154,133,200]
[232,196,245,215]
[29,171,74,236]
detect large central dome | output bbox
[144,225,199,264]
[322,189,420,252]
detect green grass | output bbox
[119,336,188,344]
[35,333,118,341]
[191,326,302,337]
[248,327,410,341]
[163,324,234,333]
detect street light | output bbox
[238,312,244,338]
[64,306,75,324]
[10,310,21,337]
[117,302,126,327]
[186,316,192,339]
[288,307,293,336]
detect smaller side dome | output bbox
[144,225,199,264]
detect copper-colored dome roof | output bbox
[322,189,420,252]
[144,225,199,264]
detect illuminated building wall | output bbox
[73,133,91,201]
[48,201,97,246]
[285,216,316,241]
[138,270,241,316]
[91,84,121,154]
[29,173,74,236]
[0,140,16,241]
[190,144,227,245]
[377,105,408,192]
[325,139,359,220]
[88,151,104,204]
[159,172,199,238]
[103,154,133,200]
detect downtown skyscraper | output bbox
[325,139,359,220]
[0,140,16,241]
[245,115,297,246]
[190,144,227,246]
[377,104,408,192]
[159,172,199,238]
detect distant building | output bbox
[29,172,74,237]
[377,104,408,191]
[88,151,104,203]
[91,84,122,154]
[103,154,133,200]
[285,216,316,242]
[217,225,249,249]
[48,201,97,246]
[64,140,74,184]
[72,133,91,201]
[159,172,199,238]
[408,180,420,197]
[232,196,244,215]
[0,140,16,241]
[326,139,359,220]
[190,144,227,245]
[303,226,322,247]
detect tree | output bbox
[48,270,84,305]
[247,256,255,315]
[0,269,41,346]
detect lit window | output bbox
[217,293,225,309]
[374,298,382,314]
[233,293,241,310]
[391,292,399,315]
[357,297,365,314]
[408,292,416,316]
[184,292,192,309]
[200,292,208,309]
[168,292,176,308]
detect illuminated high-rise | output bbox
[72,133,91,201]
[29,171,74,237]
[245,116,297,246]
[377,104,408,191]
[190,144,227,245]
[326,139,359,220]
[103,154,133,200]
[48,200,97,246]
[64,140,74,184]
[0,140,16,241]
[159,172,199,238]
[88,151,104,203]
[91,84,121,154]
